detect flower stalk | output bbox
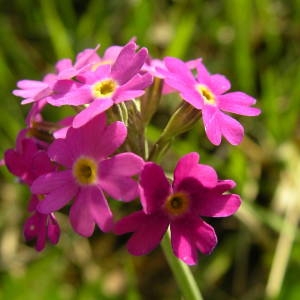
[161,230,203,300]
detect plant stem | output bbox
[161,230,203,300]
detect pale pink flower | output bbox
[160,57,261,145]
[51,41,153,128]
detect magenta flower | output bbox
[31,114,144,237]
[24,195,60,251]
[160,57,261,145]
[114,152,241,265]
[55,45,101,79]
[4,130,54,185]
[13,46,100,105]
[52,41,153,128]
[4,131,60,251]
[13,73,58,105]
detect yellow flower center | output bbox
[196,84,216,105]
[92,79,117,99]
[163,192,190,217]
[72,156,98,185]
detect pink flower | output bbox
[4,131,60,251]
[55,43,126,79]
[143,57,201,94]
[160,57,261,145]
[52,41,153,128]
[55,45,101,79]
[114,152,241,265]
[31,114,144,237]
[13,73,58,105]
[23,195,60,251]
[4,131,53,185]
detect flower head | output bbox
[115,152,241,265]
[13,73,58,105]
[4,130,54,185]
[31,114,144,237]
[24,195,60,251]
[160,57,261,145]
[50,41,153,128]
[4,130,60,251]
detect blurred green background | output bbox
[1,0,300,299]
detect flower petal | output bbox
[99,176,139,202]
[48,139,74,168]
[164,57,196,85]
[72,99,113,128]
[33,171,78,214]
[202,193,241,217]
[219,112,244,145]
[114,211,146,234]
[48,85,91,106]
[187,180,241,217]
[100,153,144,176]
[209,74,231,94]
[55,58,72,73]
[88,187,114,232]
[111,42,148,84]
[218,92,261,116]
[114,73,153,103]
[66,115,127,161]
[31,170,73,194]
[170,217,199,265]
[173,152,218,189]
[193,219,217,254]
[99,152,144,201]
[171,217,217,265]
[65,113,107,158]
[69,188,95,237]
[139,163,171,214]
[47,214,61,244]
[116,212,169,256]
[202,105,222,146]
[196,62,211,84]
[38,184,78,214]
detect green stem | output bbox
[161,230,203,300]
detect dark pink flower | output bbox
[23,195,60,251]
[114,152,241,265]
[160,57,261,145]
[4,131,60,251]
[31,114,144,237]
[4,131,53,185]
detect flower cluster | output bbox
[3,40,260,264]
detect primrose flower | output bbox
[24,195,60,251]
[52,41,153,128]
[4,131,60,250]
[115,152,241,265]
[160,57,261,145]
[31,114,144,237]
[4,130,53,185]
[13,44,128,107]
[13,73,58,105]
